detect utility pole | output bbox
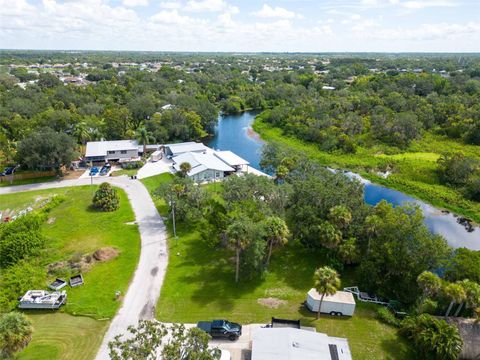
[170,198,177,240]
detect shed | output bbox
[306,289,356,316]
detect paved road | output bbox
[0,176,168,360]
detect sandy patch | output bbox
[93,247,120,262]
[47,217,56,224]
[257,297,288,309]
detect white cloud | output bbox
[185,0,238,13]
[400,0,457,9]
[252,4,302,19]
[122,0,149,7]
[159,1,181,9]
[150,10,201,25]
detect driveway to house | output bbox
[0,176,168,360]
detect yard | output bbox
[142,174,415,360]
[0,185,141,358]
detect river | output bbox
[207,111,480,250]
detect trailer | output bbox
[306,289,356,316]
[343,286,389,305]
[150,150,162,162]
[18,290,67,310]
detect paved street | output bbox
[0,176,168,360]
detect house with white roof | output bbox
[172,151,234,182]
[85,140,140,162]
[213,150,250,172]
[252,328,352,360]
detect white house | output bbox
[85,140,140,163]
[252,328,352,360]
[213,150,250,172]
[172,151,234,182]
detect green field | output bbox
[0,185,141,359]
[142,173,414,360]
[253,119,480,224]
[17,313,109,360]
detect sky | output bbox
[0,0,479,52]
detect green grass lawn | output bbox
[17,313,109,360]
[111,169,138,177]
[0,185,141,359]
[0,175,57,187]
[141,173,414,360]
[253,119,480,224]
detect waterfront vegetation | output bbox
[0,186,140,359]
[254,118,480,223]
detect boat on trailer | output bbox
[18,290,67,310]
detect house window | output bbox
[215,172,221,178]
[107,150,115,155]
[120,150,127,154]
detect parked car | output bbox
[100,164,111,176]
[197,320,242,341]
[0,166,15,176]
[89,167,99,176]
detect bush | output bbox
[400,314,462,360]
[376,307,401,327]
[418,298,439,315]
[0,260,46,312]
[121,160,144,170]
[0,214,45,268]
[92,183,120,212]
[0,312,33,358]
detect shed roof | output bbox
[307,289,356,305]
[252,328,352,360]
[85,140,138,158]
[165,142,209,155]
[214,150,249,166]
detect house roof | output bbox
[165,142,209,156]
[252,328,352,360]
[172,152,234,175]
[85,140,138,158]
[214,150,249,166]
[307,289,356,305]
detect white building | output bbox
[85,140,140,162]
[252,328,352,360]
[172,151,234,182]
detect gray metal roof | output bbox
[165,142,208,155]
[172,152,234,174]
[85,140,139,158]
[214,150,249,166]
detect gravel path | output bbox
[0,176,168,360]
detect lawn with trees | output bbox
[0,185,141,359]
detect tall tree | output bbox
[226,217,253,283]
[313,266,341,319]
[135,127,154,157]
[444,282,466,318]
[262,216,289,268]
[179,162,192,178]
[0,312,33,358]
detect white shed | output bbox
[306,289,356,316]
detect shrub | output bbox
[376,307,401,327]
[92,183,120,212]
[418,298,439,315]
[0,260,46,312]
[400,314,462,360]
[0,214,45,268]
[121,160,144,170]
[0,312,33,358]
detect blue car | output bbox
[89,167,99,176]
[100,164,111,176]
[0,167,15,176]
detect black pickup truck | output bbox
[196,320,242,341]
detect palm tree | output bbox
[0,312,33,358]
[226,218,252,283]
[417,271,442,301]
[455,280,480,317]
[444,282,466,318]
[135,127,154,157]
[179,162,192,177]
[263,216,289,269]
[328,205,352,230]
[318,221,342,249]
[338,237,360,265]
[364,214,382,254]
[275,165,289,184]
[313,266,341,319]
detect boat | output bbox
[18,290,67,310]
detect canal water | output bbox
[207,111,480,250]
